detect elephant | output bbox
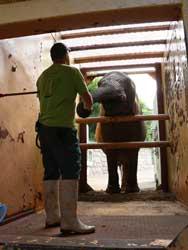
[90,71,146,193]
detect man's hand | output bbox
[83,102,93,111]
[81,91,93,111]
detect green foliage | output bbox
[139,100,153,141]
[87,76,103,92]
[88,102,100,141]
[87,77,102,141]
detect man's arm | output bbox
[80,91,93,111]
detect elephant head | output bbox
[91,71,137,116]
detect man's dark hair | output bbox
[50,43,70,61]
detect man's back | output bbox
[37,64,87,128]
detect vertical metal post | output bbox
[78,123,93,193]
[155,63,168,192]
[79,123,87,191]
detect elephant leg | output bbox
[125,150,140,193]
[106,151,120,193]
[120,163,128,193]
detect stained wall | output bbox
[162,20,188,205]
[0,35,52,216]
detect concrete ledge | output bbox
[0,234,170,250]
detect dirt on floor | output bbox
[0,190,188,250]
[79,189,176,202]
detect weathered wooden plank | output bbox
[80,141,170,149]
[76,114,169,124]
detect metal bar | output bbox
[0,91,38,98]
[0,209,35,226]
[70,40,167,51]
[0,4,181,40]
[62,25,170,39]
[74,52,164,64]
[76,114,169,124]
[79,123,89,192]
[80,141,170,150]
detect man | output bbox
[36,42,95,234]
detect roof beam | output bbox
[86,70,155,77]
[80,63,158,72]
[74,52,164,64]
[70,40,167,51]
[62,24,170,39]
[0,2,181,39]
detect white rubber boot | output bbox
[43,180,60,228]
[60,180,95,234]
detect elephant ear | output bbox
[123,78,136,115]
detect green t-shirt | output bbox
[37,64,88,127]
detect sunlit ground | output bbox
[87,148,156,192]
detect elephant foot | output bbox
[106,185,121,194]
[121,185,140,193]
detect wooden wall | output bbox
[0,35,52,216]
[162,20,188,205]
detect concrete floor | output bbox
[0,191,188,249]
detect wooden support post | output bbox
[156,63,169,192]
